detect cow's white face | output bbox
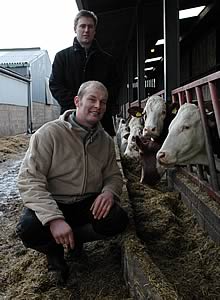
[143,96,166,137]
[156,103,208,167]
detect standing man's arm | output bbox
[49,52,75,112]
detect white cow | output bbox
[116,118,130,154]
[142,95,166,137]
[124,116,143,158]
[156,103,208,167]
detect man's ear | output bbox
[74,96,79,107]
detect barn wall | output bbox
[31,53,52,103]
[0,102,59,137]
[32,102,60,131]
[0,104,27,136]
[180,29,217,84]
[0,72,28,106]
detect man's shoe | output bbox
[47,254,69,286]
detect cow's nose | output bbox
[157,151,165,160]
[143,128,148,135]
[143,127,156,133]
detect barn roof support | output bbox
[163,0,180,102]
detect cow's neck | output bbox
[179,150,209,166]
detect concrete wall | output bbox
[32,102,59,131]
[0,102,59,136]
[0,104,27,136]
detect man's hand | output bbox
[49,219,75,249]
[90,191,114,220]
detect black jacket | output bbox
[49,38,120,136]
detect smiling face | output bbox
[74,83,108,128]
[75,16,96,48]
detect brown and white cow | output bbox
[136,136,165,185]
[126,97,177,183]
[142,95,178,142]
[116,117,130,154]
[156,103,208,167]
[124,115,143,158]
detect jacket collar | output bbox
[59,109,104,140]
[72,37,102,53]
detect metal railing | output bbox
[171,71,220,193]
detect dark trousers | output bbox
[16,196,128,255]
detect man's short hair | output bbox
[74,10,98,31]
[77,81,108,99]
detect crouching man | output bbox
[16,80,128,285]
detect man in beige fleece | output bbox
[16,80,128,285]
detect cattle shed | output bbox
[76,1,220,298]
[76,0,220,104]
[0,48,59,136]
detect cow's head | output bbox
[156,103,208,167]
[142,96,166,138]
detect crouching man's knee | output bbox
[16,208,37,242]
[93,203,129,237]
[16,207,51,249]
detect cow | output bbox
[136,135,165,185]
[124,115,143,158]
[126,97,177,184]
[156,103,208,167]
[116,118,130,154]
[142,95,178,143]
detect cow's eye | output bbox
[183,125,190,130]
[162,110,166,116]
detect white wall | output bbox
[0,72,28,106]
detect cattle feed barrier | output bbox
[115,138,173,299]
[167,168,220,244]
[117,71,220,298]
[115,122,220,298]
[171,71,220,192]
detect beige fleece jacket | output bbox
[17,111,122,225]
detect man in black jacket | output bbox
[49,10,120,136]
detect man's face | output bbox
[75,16,96,47]
[75,86,107,128]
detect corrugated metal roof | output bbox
[0,66,30,81]
[0,48,46,67]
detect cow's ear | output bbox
[168,102,179,115]
[128,106,144,117]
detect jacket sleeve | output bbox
[17,132,65,225]
[49,51,75,110]
[101,139,123,199]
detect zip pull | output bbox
[85,48,89,59]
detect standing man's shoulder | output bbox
[93,40,113,59]
[54,46,74,60]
